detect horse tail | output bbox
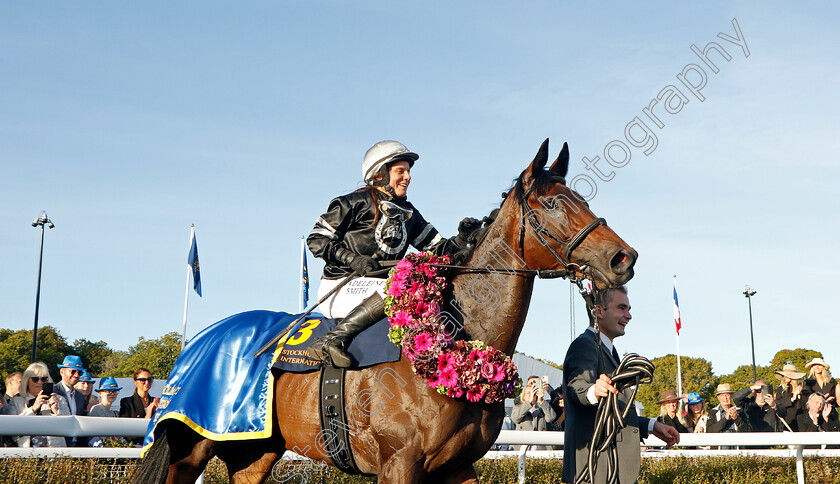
[131,427,170,484]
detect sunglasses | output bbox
[30,376,49,382]
[68,369,82,375]
[102,389,120,394]
[135,377,153,383]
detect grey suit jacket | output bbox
[562,330,651,484]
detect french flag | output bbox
[673,277,682,335]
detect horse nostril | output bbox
[610,249,635,275]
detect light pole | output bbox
[743,285,757,382]
[31,211,55,363]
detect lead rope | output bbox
[576,353,655,484]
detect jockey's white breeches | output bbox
[316,276,386,319]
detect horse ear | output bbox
[549,142,569,178]
[529,138,550,178]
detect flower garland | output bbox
[383,252,520,404]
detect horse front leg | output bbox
[376,451,427,484]
[166,436,216,484]
[216,438,286,484]
[425,465,479,484]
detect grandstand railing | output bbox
[2,416,840,484]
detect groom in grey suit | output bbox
[562,286,679,484]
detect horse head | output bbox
[512,138,637,289]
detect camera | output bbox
[42,382,53,396]
[760,384,772,396]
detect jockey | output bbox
[306,140,472,368]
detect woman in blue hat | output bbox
[88,377,125,447]
[89,377,122,418]
[679,392,710,433]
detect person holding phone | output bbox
[5,362,70,447]
[733,381,787,436]
[512,375,558,450]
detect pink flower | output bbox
[438,353,455,372]
[417,263,437,277]
[448,387,464,398]
[390,311,413,328]
[424,301,441,318]
[491,365,507,382]
[468,349,483,363]
[440,368,458,387]
[466,385,485,403]
[409,281,424,297]
[480,362,496,381]
[414,332,434,352]
[415,300,429,315]
[391,269,408,285]
[396,259,414,271]
[427,372,443,388]
[387,282,404,297]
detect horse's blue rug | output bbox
[142,310,399,454]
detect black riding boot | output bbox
[308,293,385,368]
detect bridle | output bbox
[430,171,604,324]
[434,172,607,289]
[516,173,607,281]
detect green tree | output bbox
[636,355,717,418]
[100,350,129,375]
[71,338,114,376]
[770,348,822,376]
[109,332,183,380]
[535,357,562,371]
[0,326,73,381]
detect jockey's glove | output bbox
[350,255,381,276]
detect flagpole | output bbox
[674,275,683,398]
[181,225,194,350]
[300,237,305,313]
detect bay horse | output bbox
[134,139,637,484]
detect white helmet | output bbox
[362,140,418,184]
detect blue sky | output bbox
[2,2,838,378]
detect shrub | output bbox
[2,455,840,483]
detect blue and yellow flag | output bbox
[188,230,202,297]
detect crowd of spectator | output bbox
[0,354,159,448]
[509,357,840,449]
[652,358,840,438]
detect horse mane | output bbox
[459,167,562,256]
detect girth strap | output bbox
[319,365,363,475]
